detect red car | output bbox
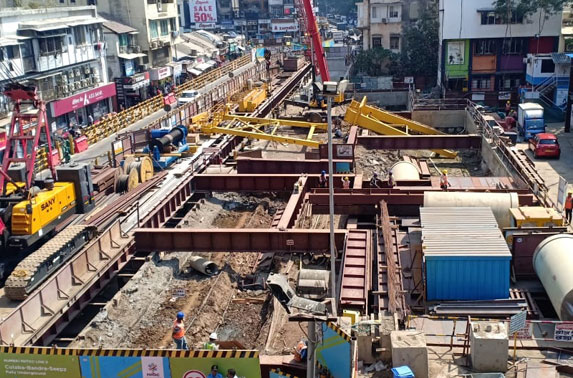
[529,133,560,158]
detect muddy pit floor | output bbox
[70,192,305,352]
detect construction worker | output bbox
[440,170,450,191]
[226,369,239,378]
[319,170,327,188]
[342,176,350,189]
[505,100,511,116]
[204,332,219,350]
[565,192,573,224]
[370,172,381,188]
[172,312,188,350]
[388,171,394,187]
[207,365,223,378]
[293,340,308,362]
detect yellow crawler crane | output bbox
[344,96,457,158]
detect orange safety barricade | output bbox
[74,135,89,153]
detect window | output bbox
[481,12,499,25]
[480,10,524,25]
[541,59,555,73]
[39,37,63,56]
[389,5,399,18]
[502,39,524,54]
[170,18,177,32]
[474,39,496,55]
[160,19,169,36]
[500,77,521,89]
[539,139,557,145]
[74,27,87,45]
[472,78,491,89]
[371,6,377,19]
[372,36,382,48]
[149,20,159,39]
[390,36,399,50]
[87,0,97,4]
[119,34,129,47]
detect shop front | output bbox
[115,71,151,109]
[271,19,299,38]
[149,66,173,95]
[49,83,117,130]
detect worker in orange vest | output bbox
[173,311,189,350]
[440,170,450,191]
[565,192,573,224]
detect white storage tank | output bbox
[423,192,519,229]
[390,161,420,181]
[533,234,573,321]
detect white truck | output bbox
[517,103,545,140]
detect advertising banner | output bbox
[190,0,217,24]
[271,21,299,32]
[169,353,261,378]
[0,352,81,377]
[79,355,171,378]
[447,41,465,65]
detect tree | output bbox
[400,6,439,81]
[493,0,570,18]
[352,48,400,77]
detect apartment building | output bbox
[357,0,430,52]
[438,0,561,97]
[0,6,113,130]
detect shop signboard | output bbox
[125,60,135,77]
[271,21,299,32]
[168,353,261,378]
[190,0,217,24]
[51,83,117,117]
[123,72,151,91]
[150,66,172,81]
[0,352,81,377]
[79,355,171,378]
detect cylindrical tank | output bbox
[423,192,519,228]
[533,234,573,321]
[390,161,420,181]
[149,126,187,153]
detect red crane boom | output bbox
[297,0,330,82]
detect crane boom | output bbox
[300,0,330,82]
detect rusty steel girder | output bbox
[357,135,482,150]
[237,158,354,174]
[133,229,346,253]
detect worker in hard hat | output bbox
[204,332,219,350]
[172,312,189,350]
[440,170,450,191]
[565,192,573,224]
[370,172,381,188]
[207,365,223,378]
[388,171,394,188]
[342,176,350,189]
[319,170,327,188]
[505,100,511,116]
[293,339,308,362]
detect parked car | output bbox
[178,90,200,106]
[529,132,560,158]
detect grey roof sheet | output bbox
[102,19,138,34]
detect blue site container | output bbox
[420,207,512,301]
[392,366,414,378]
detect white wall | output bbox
[370,3,401,24]
[441,0,561,40]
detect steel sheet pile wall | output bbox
[420,207,512,301]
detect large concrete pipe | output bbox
[188,256,219,276]
[390,161,420,181]
[533,234,573,321]
[423,192,519,228]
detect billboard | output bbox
[0,352,81,377]
[79,356,171,378]
[169,354,261,378]
[190,0,217,24]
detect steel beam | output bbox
[357,135,482,150]
[236,158,354,174]
[193,174,354,191]
[133,229,346,252]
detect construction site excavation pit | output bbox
[68,191,313,353]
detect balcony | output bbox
[119,45,144,55]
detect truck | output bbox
[517,103,545,140]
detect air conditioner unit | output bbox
[62,74,68,83]
[84,66,91,74]
[135,45,142,53]
[82,79,88,87]
[68,70,74,78]
[61,85,69,94]
[67,84,74,92]
[382,18,387,23]
[74,69,81,77]
[140,64,150,71]
[151,41,158,49]
[157,0,162,12]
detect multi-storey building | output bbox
[438,0,561,97]
[0,6,113,130]
[356,0,430,52]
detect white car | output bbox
[178,90,200,106]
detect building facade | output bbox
[357,0,429,52]
[438,0,561,97]
[0,6,113,130]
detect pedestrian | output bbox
[565,192,573,224]
[440,170,450,191]
[370,172,380,188]
[88,114,94,126]
[505,100,511,116]
[342,176,350,189]
[319,170,327,188]
[204,332,219,350]
[226,369,238,378]
[172,312,189,350]
[388,171,394,187]
[207,365,223,378]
